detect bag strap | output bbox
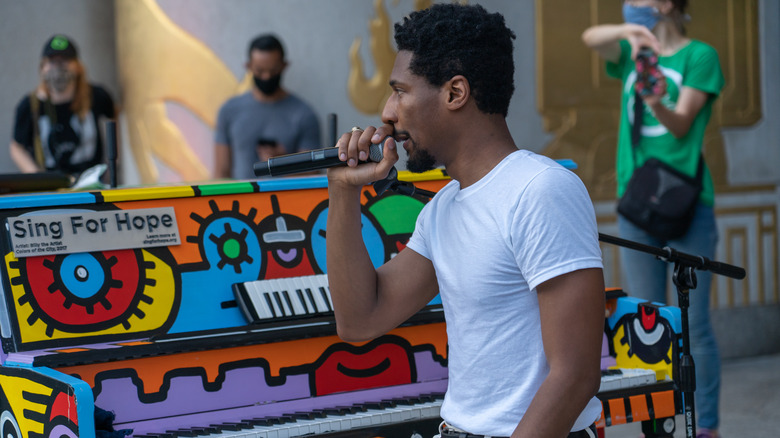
[29,92,45,169]
[629,91,705,184]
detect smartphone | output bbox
[635,47,660,96]
[257,138,277,148]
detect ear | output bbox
[657,0,674,15]
[444,75,470,110]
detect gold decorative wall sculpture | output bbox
[536,0,762,201]
[116,0,244,183]
[348,0,435,115]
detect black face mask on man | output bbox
[253,74,282,96]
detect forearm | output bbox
[511,368,600,437]
[582,24,627,61]
[647,90,704,139]
[10,141,41,173]
[582,23,660,62]
[326,182,382,341]
[213,144,231,178]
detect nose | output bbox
[381,93,398,126]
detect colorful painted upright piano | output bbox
[0,172,684,438]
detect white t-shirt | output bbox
[406,150,603,436]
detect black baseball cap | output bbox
[42,35,79,59]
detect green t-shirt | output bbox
[606,39,724,206]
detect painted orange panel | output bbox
[651,390,677,419]
[608,398,627,425]
[629,394,650,422]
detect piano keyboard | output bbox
[599,367,658,393]
[234,274,333,322]
[135,394,444,438]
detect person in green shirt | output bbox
[582,1,724,437]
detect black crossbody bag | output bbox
[617,154,704,240]
[617,91,704,240]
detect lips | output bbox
[312,342,413,396]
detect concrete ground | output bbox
[604,352,780,437]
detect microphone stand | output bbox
[379,175,747,438]
[597,233,744,438]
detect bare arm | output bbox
[511,268,605,438]
[645,85,710,139]
[326,127,439,342]
[213,143,232,179]
[582,23,660,63]
[9,140,41,173]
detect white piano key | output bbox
[246,282,274,320]
[303,275,330,313]
[264,292,282,318]
[291,276,312,313]
[273,291,293,317]
[283,288,306,316]
[317,274,334,310]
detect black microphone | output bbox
[253,141,385,177]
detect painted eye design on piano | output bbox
[306,201,387,274]
[11,249,155,338]
[188,200,264,276]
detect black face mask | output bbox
[253,74,282,96]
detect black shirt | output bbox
[13,84,115,175]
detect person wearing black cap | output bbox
[10,34,116,176]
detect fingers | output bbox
[625,24,661,59]
[331,124,398,187]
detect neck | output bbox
[44,83,76,104]
[653,20,688,55]
[252,87,288,102]
[442,115,517,189]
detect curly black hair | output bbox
[394,3,516,117]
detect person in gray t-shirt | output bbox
[214,34,320,180]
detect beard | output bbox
[406,146,437,173]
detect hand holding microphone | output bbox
[253,125,398,181]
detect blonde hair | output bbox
[37,58,92,120]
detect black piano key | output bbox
[319,286,332,311]
[390,396,418,405]
[363,400,395,410]
[189,427,219,436]
[264,293,278,318]
[318,407,348,416]
[245,417,285,426]
[215,422,250,431]
[282,290,297,315]
[285,411,316,420]
[330,405,365,414]
[296,289,311,313]
[167,429,201,437]
[272,291,287,316]
[306,288,319,312]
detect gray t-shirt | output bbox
[215,92,321,179]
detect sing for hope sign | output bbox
[7,207,181,257]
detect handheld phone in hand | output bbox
[635,47,661,96]
[257,138,277,148]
